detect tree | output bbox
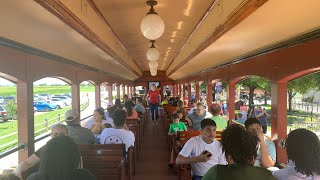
[237,76,268,108]
[5,100,17,120]
[259,80,271,105]
[287,73,318,112]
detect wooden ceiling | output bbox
[1,0,320,81]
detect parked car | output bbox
[0,105,9,122]
[52,96,71,106]
[47,98,66,109]
[34,101,57,112]
[4,96,16,103]
[38,93,51,100]
[0,96,4,104]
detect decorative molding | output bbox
[174,28,320,82]
[167,0,268,76]
[34,0,142,77]
[0,37,132,82]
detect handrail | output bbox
[0,143,26,159]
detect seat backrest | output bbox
[78,144,126,157]
[79,144,126,180]
[177,131,203,145]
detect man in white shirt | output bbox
[100,109,135,152]
[176,119,227,180]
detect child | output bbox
[168,113,187,168]
[235,113,245,124]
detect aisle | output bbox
[133,116,177,180]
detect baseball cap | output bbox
[65,109,78,121]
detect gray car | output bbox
[0,105,9,122]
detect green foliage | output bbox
[287,72,319,111]
[4,100,17,119]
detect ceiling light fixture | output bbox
[140,0,165,40]
[149,61,158,69]
[146,40,160,61]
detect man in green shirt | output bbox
[202,124,275,180]
[209,103,227,131]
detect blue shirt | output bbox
[235,118,246,125]
[254,137,276,167]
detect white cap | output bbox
[65,109,78,121]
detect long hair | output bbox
[221,124,259,165]
[38,136,81,180]
[286,128,320,176]
[125,101,134,116]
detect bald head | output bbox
[210,103,221,115]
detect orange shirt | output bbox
[127,110,139,119]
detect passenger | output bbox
[14,124,68,179]
[161,95,170,105]
[245,118,276,168]
[124,101,138,119]
[99,109,135,152]
[235,113,246,124]
[26,136,95,180]
[172,96,180,107]
[176,119,227,179]
[114,99,122,109]
[185,103,207,130]
[176,100,187,117]
[202,124,275,180]
[147,84,160,126]
[209,103,227,131]
[85,107,114,136]
[133,97,145,115]
[65,109,96,144]
[122,94,129,106]
[168,113,187,168]
[273,129,320,180]
[188,99,197,114]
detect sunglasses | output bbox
[278,136,287,149]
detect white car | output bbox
[47,98,66,109]
[51,96,71,106]
[0,96,4,104]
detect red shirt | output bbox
[148,90,160,104]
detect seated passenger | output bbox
[209,103,227,131]
[14,124,68,179]
[176,119,227,179]
[65,109,96,144]
[188,99,197,114]
[245,118,276,168]
[168,113,187,167]
[133,97,145,115]
[161,95,170,105]
[186,103,207,130]
[85,107,114,136]
[100,109,135,152]
[27,136,95,180]
[202,124,275,180]
[273,129,320,180]
[176,100,187,117]
[124,101,138,119]
[235,113,245,124]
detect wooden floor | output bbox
[133,117,177,180]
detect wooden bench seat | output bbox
[79,144,133,180]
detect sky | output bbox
[0,77,68,86]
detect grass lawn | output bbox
[0,102,89,153]
[0,85,94,96]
